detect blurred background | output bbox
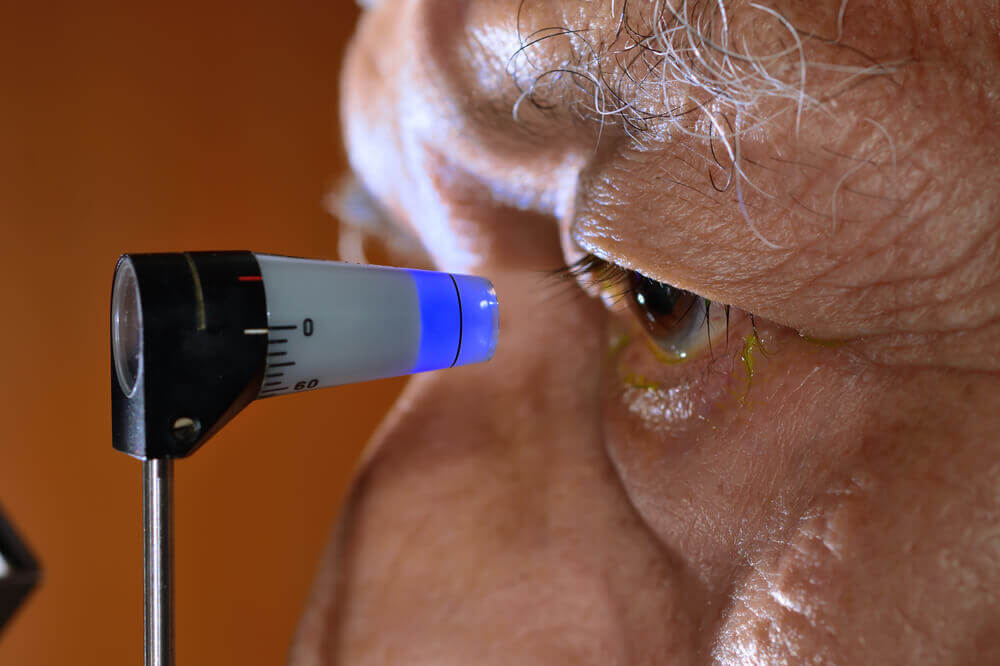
[0,2,406,663]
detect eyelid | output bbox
[560,254,686,308]
[559,254,741,363]
[557,254,634,305]
[356,0,380,8]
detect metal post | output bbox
[143,459,174,666]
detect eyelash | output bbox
[558,254,750,361]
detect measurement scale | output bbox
[110,251,499,666]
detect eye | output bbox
[627,272,715,361]
[562,255,732,362]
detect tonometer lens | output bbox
[112,259,143,397]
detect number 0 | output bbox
[303,318,314,336]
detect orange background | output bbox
[0,2,404,664]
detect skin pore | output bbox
[293,1,1000,664]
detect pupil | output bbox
[632,274,681,319]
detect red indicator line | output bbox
[238,275,263,282]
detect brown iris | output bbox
[626,272,709,360]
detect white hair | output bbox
[507,0,908,246]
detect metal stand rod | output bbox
[143,459,174,666]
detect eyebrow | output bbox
[507,1,908,246]
[508,1,903,139]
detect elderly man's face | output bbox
[294,1,1000,663]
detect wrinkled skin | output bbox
[292,1,1000,663]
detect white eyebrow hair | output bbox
[507,0,908,246]
[510,0,904,143]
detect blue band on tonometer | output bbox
[408,269,462,374]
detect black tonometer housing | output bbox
[110,252,268,459]
[0,506,39,635]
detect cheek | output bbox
[599,318,889,582]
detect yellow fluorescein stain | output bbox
[623,371,661,391]
[800,334,847,349]
[741,333,759,381]
[736,333,767,404]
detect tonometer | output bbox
[110,251,499,666]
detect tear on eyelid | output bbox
[356,0,380,9]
